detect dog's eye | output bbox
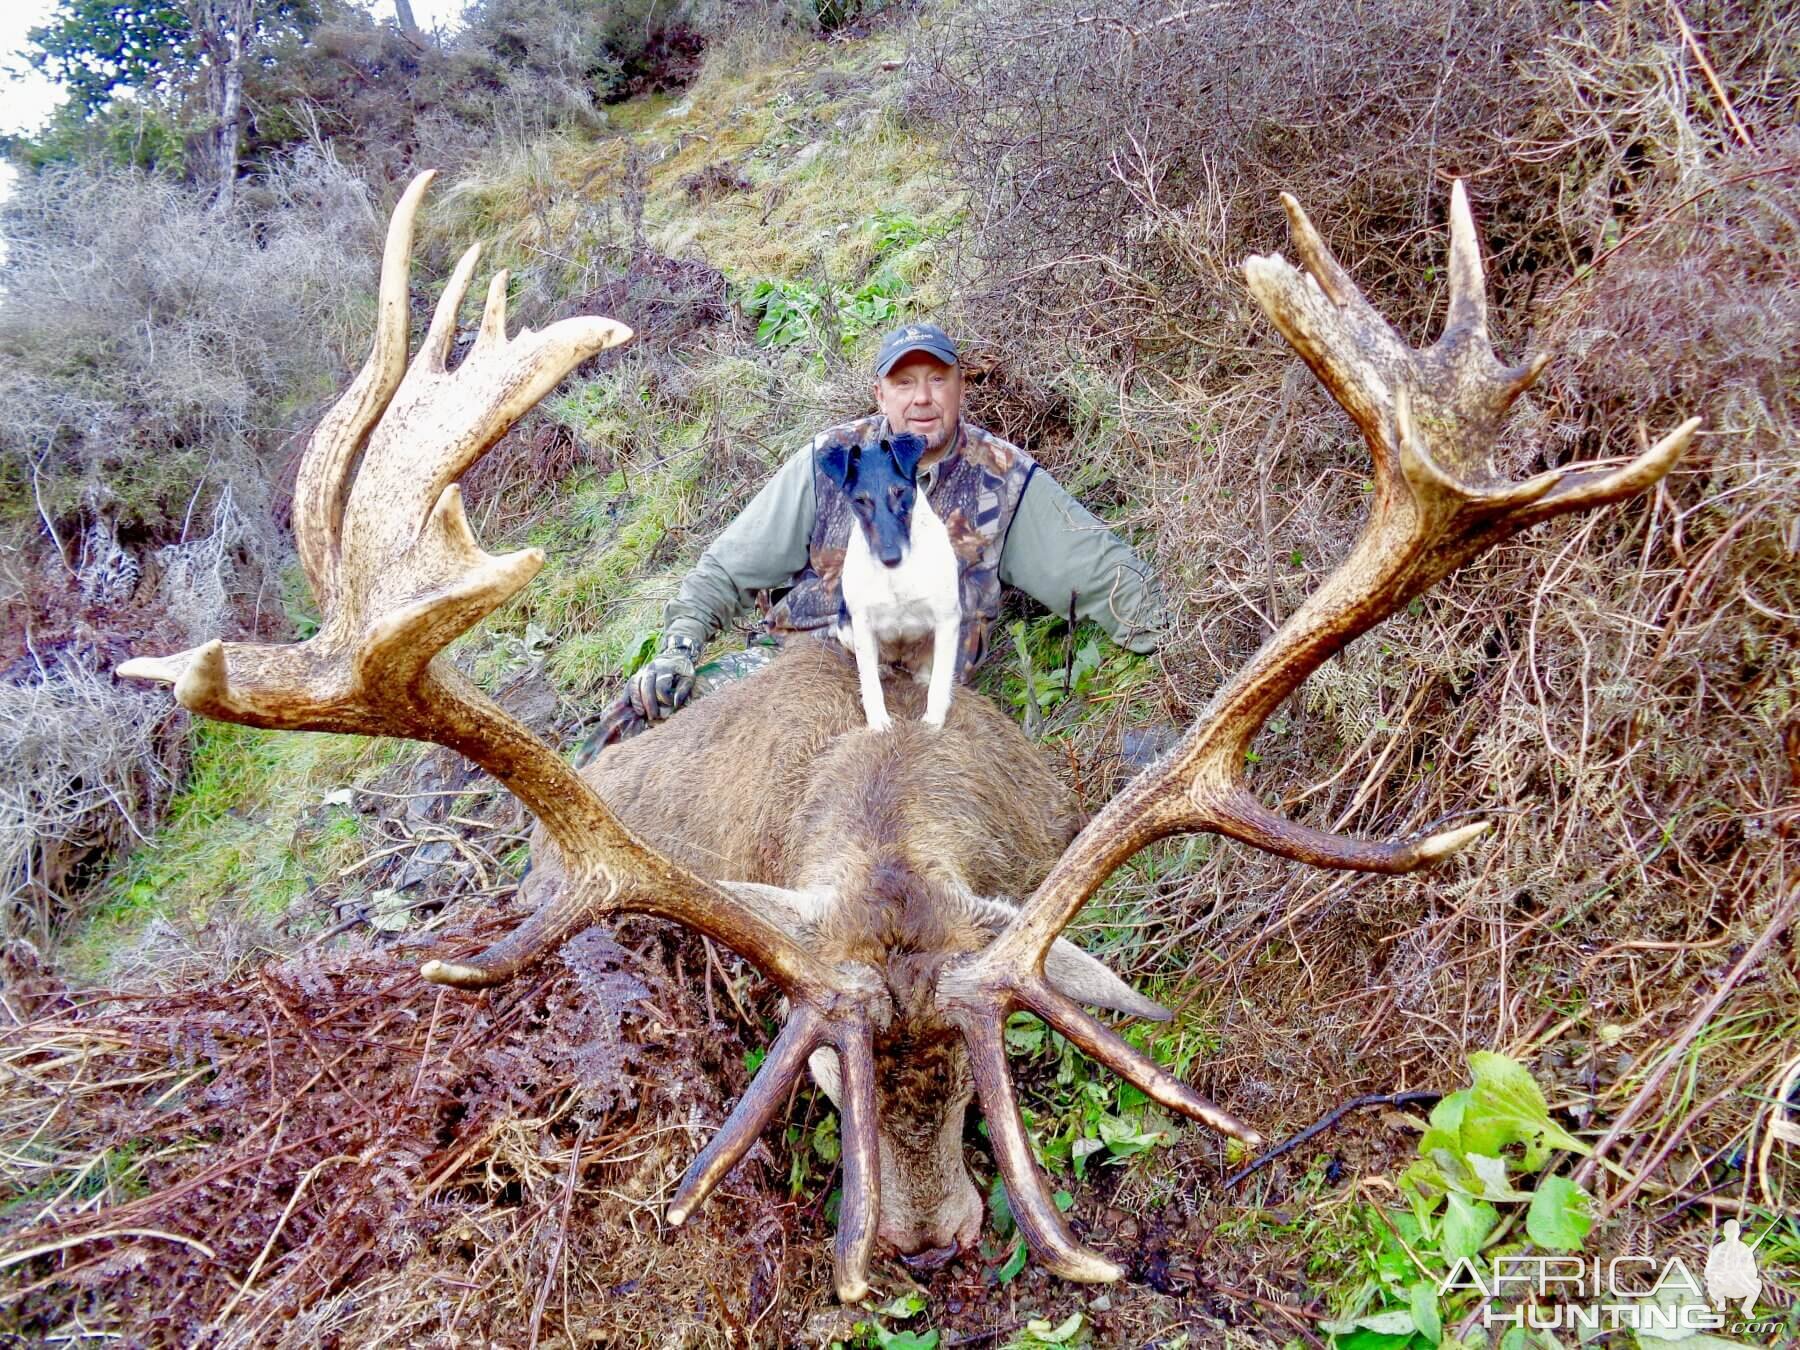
[889,486,906,509]
[851,497,873,517]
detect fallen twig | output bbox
[1226,1090,1442,1189]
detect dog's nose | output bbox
[879,551,905,568]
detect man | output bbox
[626,322,1167,721]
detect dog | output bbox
[818,434,961,731]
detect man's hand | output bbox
[626,649,696,722]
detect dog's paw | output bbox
[865,708,894,733]
[922,709,947,730]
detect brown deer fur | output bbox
[526,638,1083,1259]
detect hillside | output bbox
[1,2,1795,1346]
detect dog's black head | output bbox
[819,434,928,569]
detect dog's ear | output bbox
[886,433,927,481]
[817,441,859,490]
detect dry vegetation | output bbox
[2,1,1797,1346]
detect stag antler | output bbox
[936,180,1699,1281]
[117,173,894,1301]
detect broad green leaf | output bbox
[1409,1281,1443,1345]
[995,1235,1027,1283]
[1320,1309,1417,1336]
[875,1293,925,1319]
[812,1114,840,1164]
[1464,1052,1587,1165]
[1425,1147,1473,1193]
[1419,1089,1471,1159]
[368,887,411,932]
[1005,1012,1047,1054]
[1025,1312,1083,1343]
[988,1175,1015,1238]
[1467,1153,1531,1201]
[874,1330,939,1350]
[1525,1175,1592,1251]
[1333,1332,1417,1350]
[1442,1192,1499,1262]
[1373,1209,1424,1284]
[1635,1258,1720,1341]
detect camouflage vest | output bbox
[762,416,1037,674]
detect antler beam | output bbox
[938,179,1697,1279]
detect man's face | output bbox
[874,353,964,455]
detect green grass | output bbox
[71,721,394,973]
[463,447,705,697]
[0,1139,154,1221]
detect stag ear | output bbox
[733,881,831,939]
[818,441,859,491]
[886,433,927,481]
[1043,939,1172,1022]
[966,895,1170,1022]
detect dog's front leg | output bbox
[853,618,893,732]
[923,611,958,728]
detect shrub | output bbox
[0,149,374,536]
[0,658,182,947]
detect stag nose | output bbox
[901,1242,959,1272]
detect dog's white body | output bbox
[835,494,961,731]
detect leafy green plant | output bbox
[831,1292,940,1350]
[474,620,555,686]
[742,278,827,348]
[1006,1012,1185,1182]
[1321,1053,1594,1348]
[1001,1313,1087,1349]
[868,209,931,257]
[739,270,909,360]
[997,615,1151,725]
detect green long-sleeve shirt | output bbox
[661,435,1168,658]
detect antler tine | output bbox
[936,181,1695,1280]
[420,242,483,371]
[474,269,511,356]
[292,170,435,607]
[951,1008,1122,1283]
[831,1021,881,1302]
[1444,178,1487,338]
[668,1008,828,1226]
[663,995,886,1303]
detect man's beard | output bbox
[917,419,958,453]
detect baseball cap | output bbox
[873,322,959,377]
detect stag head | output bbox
[120,173,1696,1298]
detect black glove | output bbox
[626,641,697,722]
